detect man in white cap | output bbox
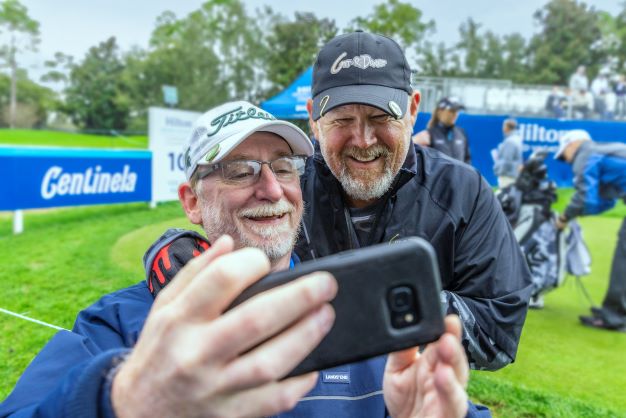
[554,129,626,331]
[1,101,472,418]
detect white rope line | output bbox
[0,308,67,331]
[300,390,384,402]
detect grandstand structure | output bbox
[412,75,555,117]
[413,75,625,120]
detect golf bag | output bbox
[497,151,567,301]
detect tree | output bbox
[456,18,484,77]
[607,6,626,72]
[480,31,505,79]
[527,0,604,85]
[121,0,269,130]
[199,0,269,100]
[41,52,74,85]
[0,70,55,128]
[263,11,337,97]
[416,41,461,77]
[63,37,129,131]
[348,0,435,60]
[121,10,226,125]
[0,0,40,128]
[501,33,529,83]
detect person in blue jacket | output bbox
[554,129,626,331]
[0,101,478,418]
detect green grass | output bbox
[1,193,625,417]
[0,202,184,397]
[0,129,147,149]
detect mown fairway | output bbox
[0,129,147,149]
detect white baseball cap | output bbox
[183,101,314,180]
[554,129,592,160]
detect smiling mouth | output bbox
[349,155,379,162]
[245,214,286,222]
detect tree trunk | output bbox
[9,36,17,129]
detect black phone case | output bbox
[228,237,445,377]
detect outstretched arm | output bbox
[112,235,338,418]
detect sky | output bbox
[14,0,624,85]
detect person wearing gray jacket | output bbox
[555,129,626,332]
[493,118,523,188]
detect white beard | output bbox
[199,197,301,262]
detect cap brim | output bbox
[438,104,465,111]
[193,120,313,172]
[312,85,409,121]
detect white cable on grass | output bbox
[0,308,67,331]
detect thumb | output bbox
[386,347,420,374]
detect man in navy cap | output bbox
[301,30,531,380]
[412,97,471,164]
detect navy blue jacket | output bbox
[0,275,394,418]
[1,248,491,418]
[428,123,471,164]
[296,144,533,371]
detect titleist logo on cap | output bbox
[330,52,388,74]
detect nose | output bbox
[350,118,377,148]
[253,164,284,202]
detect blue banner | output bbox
[0,147,152,211]
[414,114,626,186]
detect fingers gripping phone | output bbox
[228,237,445,377]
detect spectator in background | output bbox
[555,129,626,332]
[571,89,593,119]
[614,74,626,119]
[590,69,611,119]
[492,118,523,188]
[545,86,566,118]
[569,65,589,92]
[412,97,471,164]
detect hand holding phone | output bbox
[228,237,445,377]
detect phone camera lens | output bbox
[387,286,419,329]
[390,287,412,311]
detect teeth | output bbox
[248,214,283,220]
[239,200,294,219]
[352,155,377,162]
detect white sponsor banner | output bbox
[149,107,201,203]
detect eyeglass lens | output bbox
[221,157,303,184]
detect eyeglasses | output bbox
[194,155,307,186]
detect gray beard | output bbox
[319,142,397,201]
[199,199,300,262]
[334,164,396,201]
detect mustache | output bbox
[342,144,391,159]
[238,199,295,218]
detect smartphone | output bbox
[228,236,445,377]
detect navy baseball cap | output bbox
[437,97,465,111]
[311,30,413,121]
